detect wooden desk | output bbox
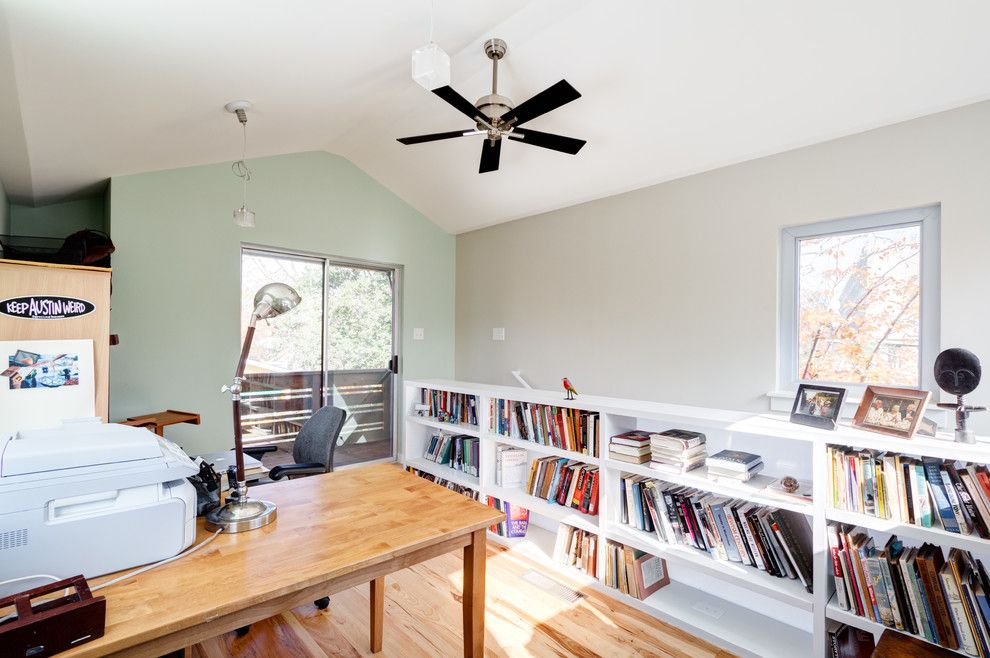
[124,410,201,437]
[60,464,503,658]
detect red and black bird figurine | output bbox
[562,377,578,400]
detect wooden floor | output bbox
[191,542,735,658]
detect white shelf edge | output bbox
[602,458,814,516]
[825,507,990,554]
[402,456,480,489]
[484,432,600,465]
[405,414,481,437]
[485,484,601,534]
[605,523,814,612]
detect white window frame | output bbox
[778,205,940,398]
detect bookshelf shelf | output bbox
[403,378,990,658]
[486,484,600,534]
[607,523,814,611]
[825,507,990,555]
[406,414,481,437]
[484,433,599,465]
[825,599,968,656]
[404,456,480,489]
[602,458,813,516]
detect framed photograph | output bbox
[790,384,846,430]
[853,385,932,439]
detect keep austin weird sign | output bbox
[0,295,95,320]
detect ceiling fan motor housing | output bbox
[475,93,513,131]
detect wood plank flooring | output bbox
[191,542,735,658]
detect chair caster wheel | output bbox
[235,625,251,637]
[314,596,330,610]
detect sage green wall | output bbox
[0,176,8,235]
[9,195,106,238]
[109,151,455,455]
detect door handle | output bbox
[389,355,399,374]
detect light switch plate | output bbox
[413,328,425,340]
[492,327,506,341]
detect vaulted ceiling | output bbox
[2,0,990,233]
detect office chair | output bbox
[236,405,347,635]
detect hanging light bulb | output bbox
[225,100,255,228]
[411,0,449,90]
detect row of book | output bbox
[618,473,814,592]
[603,540,670,601]
[526,457,600,516]
[405,467,479,500]
[829,446,990,537]
[486,497,530,538]
[828,523,990,655]
[491,399,600,456]
[423,432,480,477]
[494,445,528,487]
[552,524,598,577]
[420,388,477,426]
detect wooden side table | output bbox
[124,410,201,437]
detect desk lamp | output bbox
[206,282,301,532]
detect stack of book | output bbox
[406,467,479,500]
[617,473,814,591]
[423,431,479,477]
[604,540,670,600]
[490,399,600,456]
[552,524,597,576]
[649,429,707,473]
[526,457,600,516]
[829,523,990,654]
[829,446,990,537]
[486,497,529,538]
[706,449,764,482]
[421,388,477,426]
[609,430,652,464]
[825,621,876,658]
[495,445,528,487]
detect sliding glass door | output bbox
[240,248,398,469]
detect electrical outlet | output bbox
[692,601,725,619]
[492,327,506,341]
[413,327,425,340]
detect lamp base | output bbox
[205,498,277,533]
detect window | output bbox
[779,206,939,393]
[240,247,400,469]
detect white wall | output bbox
[0,176,8,235]
[456,101,990,430]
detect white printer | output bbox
[0,419,199,585]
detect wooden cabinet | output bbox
[0,259,111,420]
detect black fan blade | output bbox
[508,128,586,155]
[432,85,483,122]
[397,130,475,145]
[479,138,502,173]
[500,79,581,127]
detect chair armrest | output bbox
[242,444,278,460]
[269,463,327,481]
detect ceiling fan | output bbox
[397,38,586,173]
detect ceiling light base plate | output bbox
[484,38,507,60]
[224,100,253,114]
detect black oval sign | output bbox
[0,296,95,320]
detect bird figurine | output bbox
[562,377,578,400]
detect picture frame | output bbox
[853,385,932,439]
[789,384,846,430]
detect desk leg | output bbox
[462,528,486,658]
[370,576,384,653]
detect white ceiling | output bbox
[2,1,990,233]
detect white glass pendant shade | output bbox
[412,42,450,90]
[233,205,255,228]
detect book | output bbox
[492,398,599,455]
[421,388,478,426]
[495,445,528,487]
[705,449,763,473]
[486,497,530,538]
[649,428,706,450]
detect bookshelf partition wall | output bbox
[401,378,983,658]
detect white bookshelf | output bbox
[401,378,989,658]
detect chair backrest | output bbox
[292,406,347,472]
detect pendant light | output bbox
[411,0,449,90]
[225,100,255,228]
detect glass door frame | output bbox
[241,242,403,469]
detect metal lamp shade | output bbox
[253,282,301,320]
